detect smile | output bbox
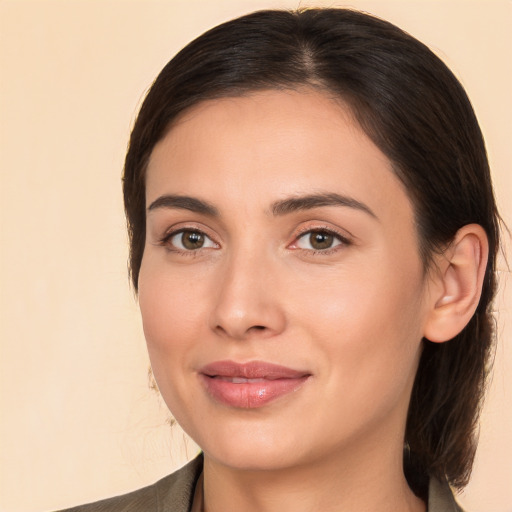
[199,360,311,409]
[217,377,267,383]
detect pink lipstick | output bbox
[199,360,311,408]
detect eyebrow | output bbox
[147,192,377,219]
[271,192,377,219]
[147,194,218,216]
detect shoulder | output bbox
[56,454,203,512]
[428,478,465,512]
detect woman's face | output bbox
[139,89,434,471]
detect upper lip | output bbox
[200,360,310,380]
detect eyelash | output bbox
[290,227,352,255]
[158,228,219,256]
[157,226,352,256]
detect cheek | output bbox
[137,259,211,423]
[296,256,423,331]
[314,276,424,424]
[294,255,426,378]
[138,258,206,362]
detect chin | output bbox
[205,444,303,472]
[194,420,308,472]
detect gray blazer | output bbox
[57,455,464,512]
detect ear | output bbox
[423,224,489,343]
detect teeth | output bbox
[216,377,266,383]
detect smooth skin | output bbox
[138,89,488,512]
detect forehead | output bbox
[145,89,413,224]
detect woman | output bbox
[63,7,499,512]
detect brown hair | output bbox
[123,8,500,496]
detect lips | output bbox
[199,360,311,408]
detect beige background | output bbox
[0,1,510,511]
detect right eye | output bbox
[166,229,218,251]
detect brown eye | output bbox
[309,232,334,250]
[294,229,345,252]
[181,231,205,249]
[168,230,217,251]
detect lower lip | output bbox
[200,375,310,408]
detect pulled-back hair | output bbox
[123,8,500,496]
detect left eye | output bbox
[294,230,344,251]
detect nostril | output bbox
[253,325,266,330]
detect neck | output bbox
[201,432,426,512]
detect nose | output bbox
[209,251,287,341]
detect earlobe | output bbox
[423,224,489,343]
